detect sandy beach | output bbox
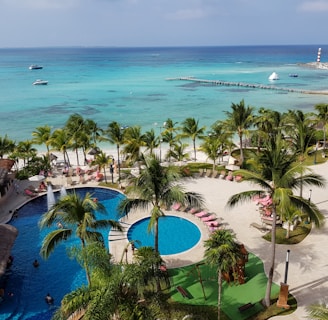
[1,148,328,319]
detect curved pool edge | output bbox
[109,210,210,268]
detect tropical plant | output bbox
[180,117,205,161]
[143,128,159,155]
[14,140,37,167]
[53,242,154,320]
[104,121,126,181]
[161,118,179,162]
[226,133,326,307]
[65,113,86,166]
[118,155,204,291]
[282,110,316,197]
[32,125,52,165]
[123,125,146,168]
[307,301,328,319]
[224,99,254,165]
[49,128,71,166]
[199,135,221,171]
[204,229,242,320]
[39,192,122,286]
[0,134,16,159]
[167,141,190,162]
[91,151,111,183]
[314,103,328,151]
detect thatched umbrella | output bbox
[0,224,18,277]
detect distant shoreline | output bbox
[299,62,328,70]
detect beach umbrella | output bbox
[88,147,100,156]
[50,153,58,161]
[28,175,45,182]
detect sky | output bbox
[1,0,328,47]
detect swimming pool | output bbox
[0,187,124,320]
[127,216,201,255]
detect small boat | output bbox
[268,72,279,80]
[33,79,48,85]
[289,73,298,77]
[29,65,43,70]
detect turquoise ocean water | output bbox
[1,45,328,143]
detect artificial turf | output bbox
[169,252,280,320]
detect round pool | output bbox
[127,216,201,255]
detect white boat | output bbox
[268,72,279,80]
[33,79,48,85]
[29,65,43,70]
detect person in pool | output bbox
[45,293,54,305]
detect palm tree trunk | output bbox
[263,205,277,307]
[218,270,222,320]
[117,145,121,181]
[239,134,244,165]
[193,138,196,161]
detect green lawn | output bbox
[168,253,281,320]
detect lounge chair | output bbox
[195,211,208,218]
[205,169,212,177]
[201,214,217,222]
[188,207,200,214]
[211,170,219,178]
[24,188,38,197]
[171,202,181,211]
[205,220,220,227]
[198,169,205,178]
[176,286,189,298]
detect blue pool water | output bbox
[127,216,201,255]
[0,187,124,320]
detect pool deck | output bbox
[2,161,328,319]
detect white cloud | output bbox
[298,1,328,12]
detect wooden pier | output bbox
[166,77,328,95]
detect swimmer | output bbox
[45,293,54,305]
[57,222,63,229]
[33,259,39,268]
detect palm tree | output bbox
[65,113,86,166]
[50,128,72,166]
[92,151,110,183]
[161,118,179,162]
[199,135,221,171]
[224,99,254,165]
[282,110,316,197]
[32,125,52,165]
[227,133,326,307]
[180,117,205,161]
[0,134,16,159]
[143,128,159,155]
[123,125,146,168]
[15,140,37,167]
[54,242,155,320]
[39,192,122,286]
[118,155,204,291]
[167,141,190,162]
[204,229,242,320]
[253,108,282,153]
[314,103,328,151]
[104,121,126,181]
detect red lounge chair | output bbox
[195,211,208,218]
[24,188,37,197]
[201,214,217,222]
[171,203,181,211]
[205,220,220,227]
